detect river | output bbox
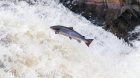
[0,0,139,78]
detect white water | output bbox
[0,0,139,78]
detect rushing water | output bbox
[0,0,139,78]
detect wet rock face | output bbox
[108,3,140,40]
[105,3,140,42]
[85,0,122,9]
[60,0,107,26]
[60,0,140,42]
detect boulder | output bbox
[60,0,140,42]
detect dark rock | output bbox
[104,8,120,27]
[105,4,140,42]
[60,0,140,43]
[60,0,108,26]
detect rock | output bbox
[60,0,140,42]
[109,16,129,38]
[76,0,122,9]
[106,4,140,42]
[104,8,120,27]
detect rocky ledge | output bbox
[60,0,140,43]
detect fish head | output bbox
[50,25,61,31]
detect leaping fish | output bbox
[50,25,93,47]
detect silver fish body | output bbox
[50,25,93,46]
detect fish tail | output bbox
[85,39,93,47]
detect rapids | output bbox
[0,0,139,78]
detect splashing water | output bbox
[0,0,139,78]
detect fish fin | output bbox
[55,30,59,34]
[85,39,93,47]
[77,40,81,43]
[68,27,73,30]
[69,37,72,40]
